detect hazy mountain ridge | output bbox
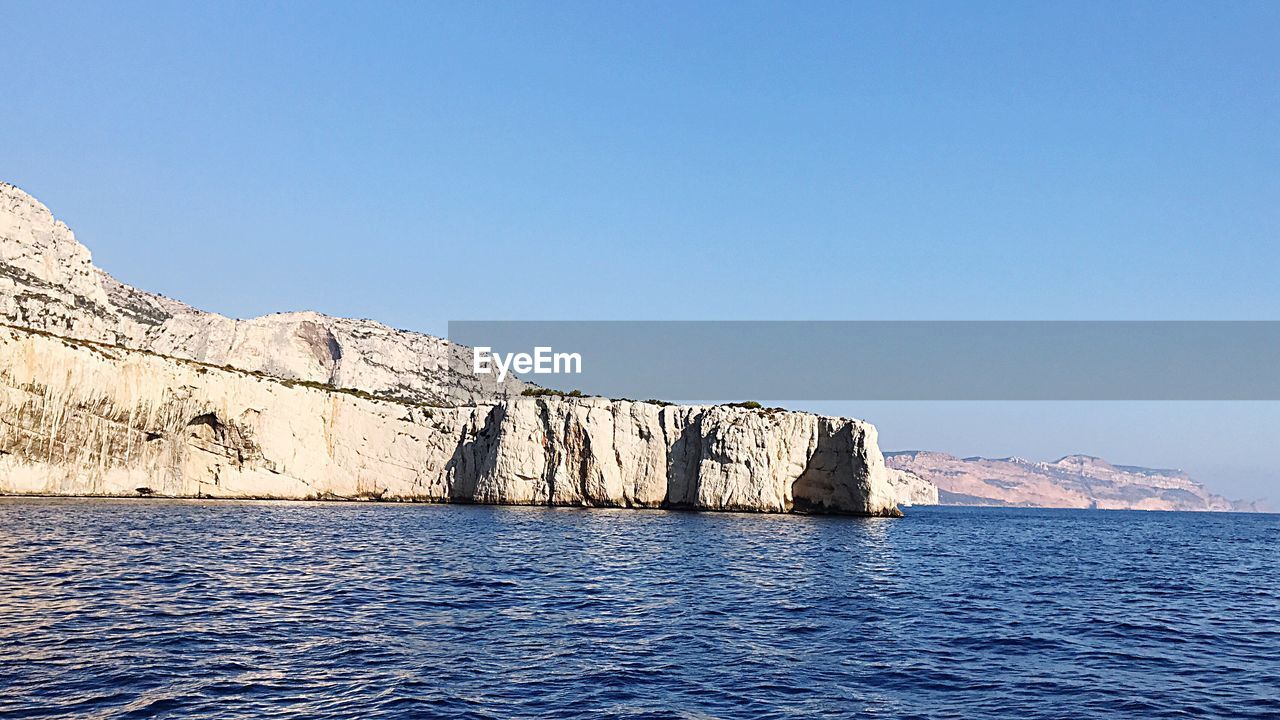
[886,451,1265,512]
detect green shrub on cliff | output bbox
[520,387,586,398]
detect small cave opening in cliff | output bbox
[188,413,222,430]
[187,413,226,444]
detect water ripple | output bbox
[0,499,1277,718]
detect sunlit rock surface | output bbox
[0,182,521,406]
[888,468,939,506]
[0,182,900,515]
[0,325,900,515]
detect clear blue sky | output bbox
[3,2,1278,501]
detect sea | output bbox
[1,498,1276,719]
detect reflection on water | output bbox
[0,498,1277,719]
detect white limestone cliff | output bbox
[0,324,901,516]
[0,182,523,406]
[888,468,939,506]
[0,181,901,515]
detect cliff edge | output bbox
[0,182,900,516]
[0,324,899,515]
[0,182,523,406]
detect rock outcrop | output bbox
[887,467,939,506]
[0,181,900,516]
[0,324,900,515]
[1,182,523,406]
[886,451,1257,512]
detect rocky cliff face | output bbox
[0,182,523,406]
[0,182,900,516]
[0,325,899,515]
[887,468,939,506]
[886,451,1254,512]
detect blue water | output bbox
[0,499,1277,719]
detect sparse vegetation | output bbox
[521,387,587,398]
[723,400,787,413]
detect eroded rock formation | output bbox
[887,468,939,506]
[0,182,523,406]
[0,181,903,515]
[0,325,900,515]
